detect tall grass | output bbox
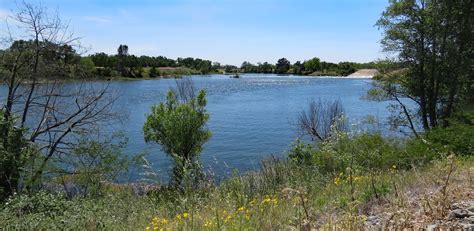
[1,130,472,230]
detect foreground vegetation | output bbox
[0,125,472,229]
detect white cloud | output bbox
[82,16,112,24]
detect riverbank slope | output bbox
[1,155,471,230]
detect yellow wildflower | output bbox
[183,212,189,219]
[145,227,150,231]
[249,199,256,206]
[271,198,278,205]
[204,220,213,227]
[237,206,245,212]
[224,214,232,223]
[390,165,398,173]
[262,197,271,204]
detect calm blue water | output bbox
[0,74,392,180]
[107,74,390,179]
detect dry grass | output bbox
[342,155,473,230]
[1,156,472,230]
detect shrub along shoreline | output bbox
[1,119,472,230]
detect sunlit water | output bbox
[1,74,393,181]
[108,74,391,180]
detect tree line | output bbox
[1,42,378,79]
[85,50,378,78]
[240,57,378,75]
[86,46,218,78]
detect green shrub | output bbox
[288,139,315,165]
[426,113,474,155]
[144,85,211,189]
[51,133,133,198]
[288,132,432,176]
[2,191,70,217]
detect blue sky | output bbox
[0,0,389,65]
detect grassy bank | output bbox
[1,130,472,230]
[0,156,471,230]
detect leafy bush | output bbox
[425,113,474,155]
[288,139,315,165]
[288,132,435,176]
[2,191,70,217]
[50,133,135,198]
[144,84,211,189]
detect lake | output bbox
[0,74,391,180]
[105,74,390,180]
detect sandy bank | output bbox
[347,69,379,78]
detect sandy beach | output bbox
[347,68,379,78]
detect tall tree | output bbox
[260,62,274,73]
[304,57,321,73]
[275,58,290,74]
[292,61,305,75]
[117,44,129,76]
[143,79,211,189]
[241,61,255,73]
[337,62,355,76]
[375,0,473,133]
[0,2,118,198]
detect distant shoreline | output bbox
[14,71,375,84]
[312,75,373,79]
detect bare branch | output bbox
[172,77,196,103]
[297,99,346,141]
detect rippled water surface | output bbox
[108,74,390,179]
[1,74,391,180]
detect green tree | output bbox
[79,57,96,77]
[259,62,274,73]
[117,44,129,76]
[337,62,355,76]
[143,84,211,188]
[56,133,132,197]
[0,2,118,198]
[320,61,338,74]
[224,65,238,73]
[212,62,221,71]
[149,66,158,77]
[89,52,109,67]
[241,61,256,73]
[375,0,473,131]
[303,57,320,73]
[0,110,29,200]
[275,58,290,74]
[292,61,305,75]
